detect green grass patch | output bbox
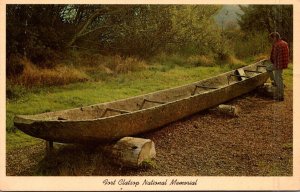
[283,63,293,89]
[6,131,44,152]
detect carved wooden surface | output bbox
[14,60,269,143]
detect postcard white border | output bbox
[1,0,299,190]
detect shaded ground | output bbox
[6,89,293,176]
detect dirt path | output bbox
[6,90,293,176]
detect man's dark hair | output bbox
[269,32,281,39]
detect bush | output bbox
[13,58,89,87]
[254,53,269,61]
[234,32,270,59]
[151,52,187,67]
[65,50,108,67]
[214,51,246,69]
[64,51,147,74]
[225,54,246,69]
[227,54,245,65]
[115,57,147,74]
[187,55,215,67]
[6,81,28,100]
[100,55,147,74]
[7,53,149,87]
[6,54,24,77]
[29,46,61,68]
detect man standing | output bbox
[267,32,289,101]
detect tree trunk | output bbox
[109,137,156,167]
[216,104,240,117]
[67,9,103,47]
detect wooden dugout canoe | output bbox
[14,60,270,144]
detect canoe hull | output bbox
[14,61,269,143]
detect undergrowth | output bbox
[7,51,255,90]
[12,58,89,87]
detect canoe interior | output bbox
[18,60,268,122]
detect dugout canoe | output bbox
[14,59,270,144]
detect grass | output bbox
[6,132,44,152]
[283,63,293,89]
[13,58,89,87]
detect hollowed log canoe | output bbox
[14,60,269,143]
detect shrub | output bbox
[65,52,147,74]
[64,50,106,67]
[14,58,89,87]
[151,52,186,66]
[6,81,28,100]
[225,54,246,69]
[234,32,270,59]
[101,55,147,74]
[226,54,245,66]
[115,57,147,74]
[102,55,123,71]
[29,47,61,68]
[187,55,215,67]
[7,51,151,87]
[6,54,24,77]
[83,65,114,81]
[254,53,269,61]
[215,52,246,69]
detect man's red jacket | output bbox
[270,39,289,69]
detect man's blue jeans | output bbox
[266,63,284,99]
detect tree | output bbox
[169,5,221,55]
[237,5,293,45]
[6,4,223,69]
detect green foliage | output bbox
[7,5,223,74]
[151,53,186,67]
[151,53,218,68]
[233,31,270,59]
[283,63,293,89]
[238,5,293,45]
[187,55,215,67]
[7,5,66,67]
[168,5,222,55]
[106,5,175,57]
[234,5,293,61]
[6,81,28,100]
[7,4,293,77]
